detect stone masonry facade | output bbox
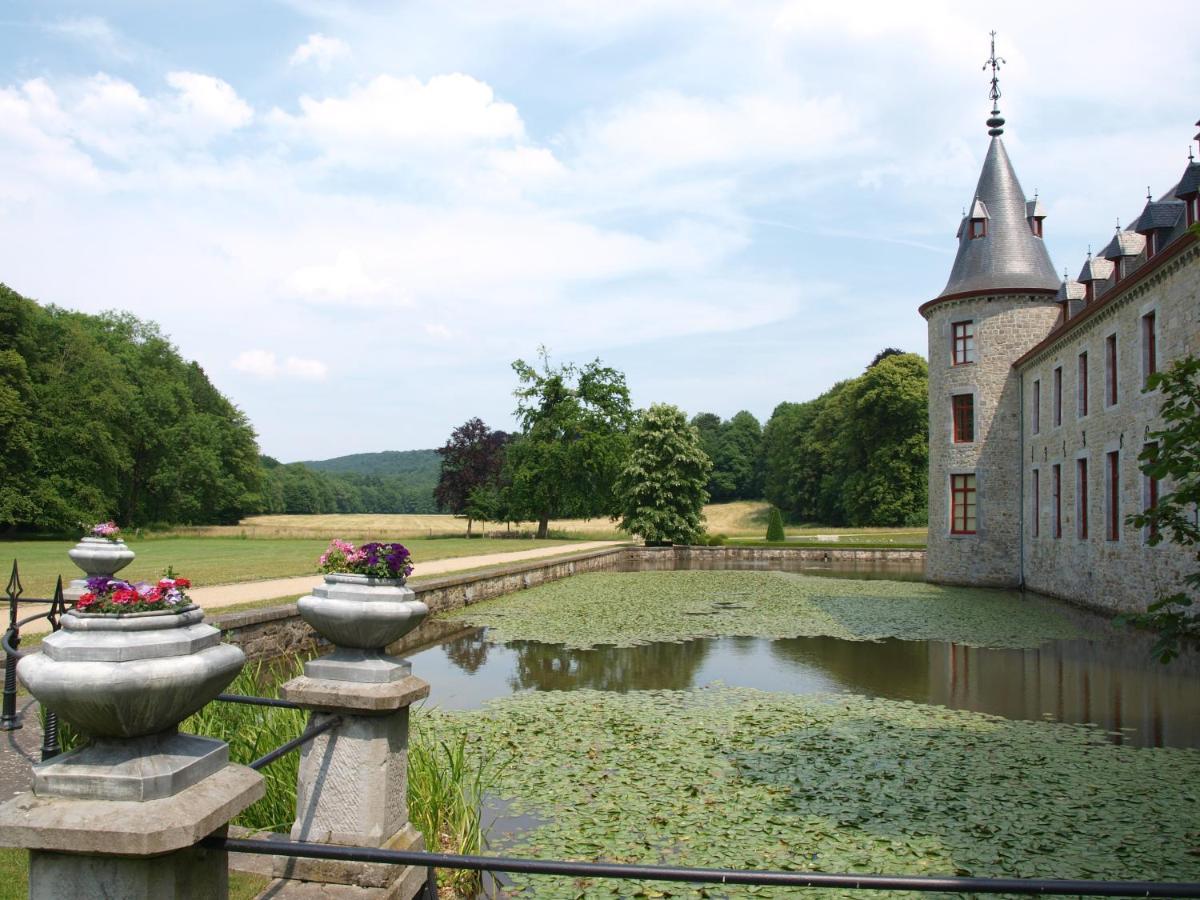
[925,294,1061,587]
[1019,241,1200,612]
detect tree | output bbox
[1122,355,1200,662]
[434,418,509,535]
[765,506,785,541]
[507,350,634,538]
[690,410,764,502]
[616,404,711,545]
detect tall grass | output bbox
[408,719,508,897]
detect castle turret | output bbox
[919,38,1061,587]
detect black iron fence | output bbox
[5,559,1200,897]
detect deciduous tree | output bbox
[616,404,711,545]
[434,418,509,536]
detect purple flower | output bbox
[85,576,112,594]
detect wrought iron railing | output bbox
[1,562,67,760]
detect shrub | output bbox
[765,507,786,541]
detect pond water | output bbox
[406,564,1200,749]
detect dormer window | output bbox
[966,198,989,241]
[1026,197,1046,238]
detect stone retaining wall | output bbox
[214,544,927,661]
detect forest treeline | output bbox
[2,285,926,531]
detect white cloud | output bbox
[424,323,453,340]
[44,16,133,61]
[231,349,280,378]
[289,34,351,71]
[165,72,253,136]
[232,350,328,380]
[271,73,525,157]
[285,251,392,305]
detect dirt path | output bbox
[15,541,624,635]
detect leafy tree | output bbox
[616,404,711,545]
[765,506,785,541]
[690,410,764,502]
[1122,355,1200,662]
[434,418,509,535]
[507,350,633,538]
[760,351,927,527]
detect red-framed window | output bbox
[1077,351,1089,417]
[952,321,975,365]
[1142,311,1157,388]
[1029,218,1043,238]
[1076,458,1088,540]
[1143,442,1160,543]
[952,394,974,443]
[1111,257,1123,286]
[1146,231,1157,259]
[1032,468,1040,538]
[969,219,987,239]
[1052,464,1062,539]
[950,474,976,535]
[1106,450,1120,541]
[1053,366,1063,428]
[1032,379,1041,434]
[1105,333,1118,406]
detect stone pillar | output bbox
[0,755,262,899]
[266,657,431,899]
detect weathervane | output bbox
[983,31,1006,137]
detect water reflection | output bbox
[414,627,1200,748]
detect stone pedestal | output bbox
[264,670,430,899]
[0,763,263,900]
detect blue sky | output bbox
[2,1,1197,460]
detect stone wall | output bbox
[1018,241,1199,613]
[923,292,1061,588]
[215,544,927,660]
[216,547,624,661]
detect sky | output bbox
[1,1,1197,461]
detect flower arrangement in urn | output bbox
[318,539,414,582]
[87,520,122,541]
[76,570,193,615]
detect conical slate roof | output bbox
[939,137,1060,298]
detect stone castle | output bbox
[920,86,1200,613]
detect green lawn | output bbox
[0,537,577,598]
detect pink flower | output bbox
[111,588,137,605]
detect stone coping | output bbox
[280,674,430,713]
[213,544,626,630]
[0,763,263,856]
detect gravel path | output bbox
[14,541,624,637]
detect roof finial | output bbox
[1086,245,1092,259]
[1115,218,1121,232]
[1190,144,1195,163]
[983,31,1006,137]
[1146,186,1152,201]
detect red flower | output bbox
[158,579,173,590]
[173,578,191,589]
[111,588,137,605]
[76,593,96,609]
[144,587,162,603]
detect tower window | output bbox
[952,321,975,365]
[950,474,976,535]
[1106,450,1120,541]
[969,219,987,239]
[1052,464,1062,539]
[1032,379,1041,434]
[1105,333,1118,407]
[1143,442,1160,543]
[1029,218,1043,238]
[1077,351,1089,418]
[952,395,974,443]
[1032,468,1040,538]
[1076,458,1088,540]
[1053,366,1063,428]
[1142,311,1157,388]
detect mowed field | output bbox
[0,536,579,599]
[0,502,927,598]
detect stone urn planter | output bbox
[17,605,245,800]
[298,573,428,683]
[64,536,137,601]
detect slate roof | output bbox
[1078,254,1114,282]
[1135,199,1185,231]
[1101,229,1146,259]
[939,137,1060,298]
[1055,279,1086,302]
[1175,161,1200,198]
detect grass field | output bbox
[0,536,577,598]
[173,512,626,540]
